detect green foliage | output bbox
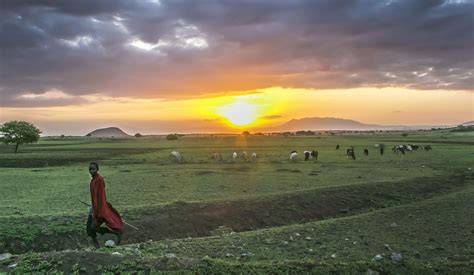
[295,130,315,136]
[451,125,474,132]
[134,133,142,138]
[0,120,41,153]
[166,134,179,140]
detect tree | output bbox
[241,131,250,136]
[0,121,42,153]
[135,133,142,138]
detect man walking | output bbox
[86,162,123,248]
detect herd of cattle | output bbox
[169,143,432,162]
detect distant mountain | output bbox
[276,117,386,131]
[461,120,474,126]
[85,127,131,138]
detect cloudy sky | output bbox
[1,0,473,135]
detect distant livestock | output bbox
[170,151,182,162]
[336,145,340,150]
[289,151,298,161]
[251,152,257,159]
[304,150,319,161]
[241,151,248,160]
[232,152,238,161]
[346,148,356,160]
[212,152,223,161]
[303,151,311,161]
[364,149,369,156]
[375,144,385,155]
[392,145,406,155]
[424,145,432,151]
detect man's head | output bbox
[89,162,99,177]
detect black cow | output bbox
[311,150,318,160]
[364,148,369,156]
[347,148,356,160]
[304,151,311,161]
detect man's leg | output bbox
[86,213,100,248]
[94,225,122,245]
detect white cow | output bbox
[170,151,182,162]
[232,152,238,161]
[212,152,223,161]
[251,152,257,159]
[289,151,298,161]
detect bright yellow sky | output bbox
[1,87,472,135]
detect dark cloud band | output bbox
[1,0,473,107]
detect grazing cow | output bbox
[303,150,311,161]
[336,145,340,150]
[232,152,238,161]
[170,151,182,162]
[289,151,298,161]
[379,144,385,155]
[241,151,248,160]
[251,152,257,159]
[346,148,356,160]
[212,152,223,161]
[393,146,405,155]
[311,150,318,160]
[364,148,369,156]
[424,145,432,151]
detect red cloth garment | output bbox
[90,174,124,232]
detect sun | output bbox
[216,100,260,127]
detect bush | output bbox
[166,134,179,140]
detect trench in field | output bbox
[1,172,472,254]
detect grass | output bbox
[0,130,472,273]
[3,180,473,273]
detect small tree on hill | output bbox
[135,133,142,138]
[241,131,250,136]
[0,121,42,153]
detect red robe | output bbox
[90,174,124,232]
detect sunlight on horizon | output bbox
[216,100,263,128]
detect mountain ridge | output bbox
[275,116,385,131]
[85,127,131,137]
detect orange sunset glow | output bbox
[0,1,472,135]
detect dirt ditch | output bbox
[1,172,472,254]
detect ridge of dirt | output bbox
[2,172,472,254]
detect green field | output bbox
[0,130,473,273]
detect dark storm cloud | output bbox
[1,0,473,107]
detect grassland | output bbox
[0,130,473,273]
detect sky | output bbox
[0,0,473,135]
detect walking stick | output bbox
[79,200,139,230]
